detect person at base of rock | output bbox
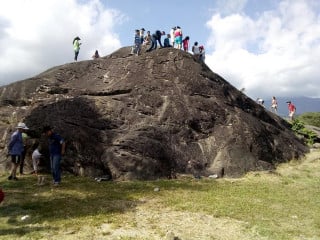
[32,142,42,176]
[146,30,165,52]
[163,34,172,48]
[287,101,296,121]
[182,36,190,52]
[192,42,200,59]
[0,188,4,203]
[19,131,29,175]
[92,50,100,59]
[73,36,81,61]
[8,123,29,180]
[143,31,151,45]
[270,96,278,113]
[42,126,65,186]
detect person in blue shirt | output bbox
[8,122,29,180]
[43,126,66,186]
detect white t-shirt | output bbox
[32,149,41,161]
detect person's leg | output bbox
[74,51,79,61]
[51,155,61,183]
[147,38,155,52]
[9,155,20,180]
[19,148,26,174]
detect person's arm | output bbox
[61,141,66,155]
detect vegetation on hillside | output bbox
[297,112,320,127]
[291,119,318,145]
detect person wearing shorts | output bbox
[8,122,29,180]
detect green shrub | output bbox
[291,119,317,145]
[297,112,320,127]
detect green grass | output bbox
[1,150,320,239]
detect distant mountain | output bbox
[263,96,320,117]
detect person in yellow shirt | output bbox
[73,36,81,61]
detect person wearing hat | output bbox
[73,36,82,61]
[7,122,29,180]
[43,126,65,186]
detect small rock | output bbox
[208,174,218,179]
[154,187,160,192]
[21,215,30,221]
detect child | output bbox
[182,36,190,52]
[32,143,42,176]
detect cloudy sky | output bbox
[1,0,320,100]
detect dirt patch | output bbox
[98,199,264,240]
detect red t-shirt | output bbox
[288,103,296,112]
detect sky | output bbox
[1,0,320,100]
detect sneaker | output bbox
[13,177,18,181]
[53,182,59,186]
[8,175,13,180]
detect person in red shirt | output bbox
[182,36,190,52]
[286,101,296,120]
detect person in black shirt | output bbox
[146,30,165,52]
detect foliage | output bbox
[291,119,318,145]
[297,112,320,128]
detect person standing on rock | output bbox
[270,96,278,113]
[182,36,190,52]
[192,42,200,60]
[43,126,65,186]
[146,30,165,52]
[73,36,81,61]
[287,101,296,121]
[8,122,29,180]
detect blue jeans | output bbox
[50,155,61,183]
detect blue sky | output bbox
[1,0,320,100]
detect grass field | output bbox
[1,150,320,240]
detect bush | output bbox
[291,119,317,145]
[297,112,320,127]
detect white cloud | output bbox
[205,0,320,98]
[0,0,124,85]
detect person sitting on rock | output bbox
[143,31,151,45]
[146,30,165,52]
[92,50,100,59]
[163,34,172,48]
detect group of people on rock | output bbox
[256,96,296,120]
[130,26,205,61]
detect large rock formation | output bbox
[0,47,308,179]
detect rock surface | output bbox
[0,47,309,179]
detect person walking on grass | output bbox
[43,126,65,186]
[8,122,29,180]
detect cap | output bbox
[16,122,29,130]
